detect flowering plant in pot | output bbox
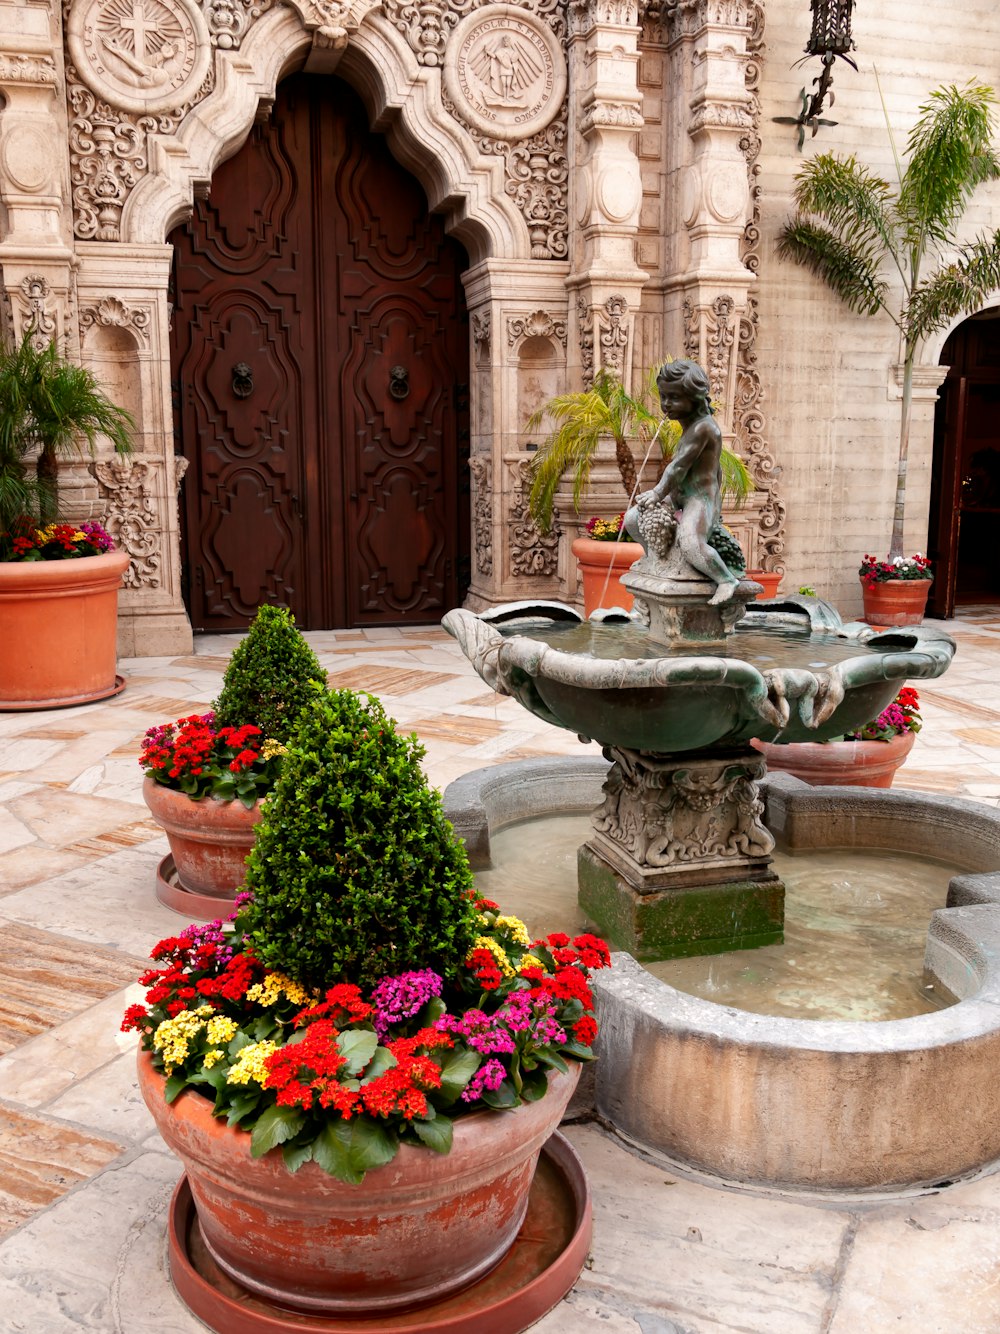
[755,687,922,789]
[141,605,327,907]
[130,685,609,1318]
[859,553,933,625]
[0,333,134,709]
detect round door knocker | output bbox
[232,362,254,399]
[388,365,410,401]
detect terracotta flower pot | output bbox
[137,1049,580,1314]
[753,729,916,788]
[861,578,932,627]
[747,569,782,599]
[571,536,644,616]
[0,549,129,709]
[143,776,263,898]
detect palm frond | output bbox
[900,83,1000,252]
[777,219,891,319]
[789,153,901,270]
[906,231,1000,345]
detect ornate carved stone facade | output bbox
[93,457,162,589]
[508,459,559,579]
[469,457,493,576]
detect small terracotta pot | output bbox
[137,1050,580,1314]
[753,729,916,788]
[0,549,129,709]
[861,578,932,628]
[142,776,262,898]
[571,536,644,616]
[746,569,782,599]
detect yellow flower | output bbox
[260,739,288,761]
[206,1015,238,1045]
[470,935,515,978]
[520,954,543,973]
[226,1040,278,1085]
[202,1049,225,1069]
[494,915,531,947]
[245,972,313,1007]
[152,1005,214,1072]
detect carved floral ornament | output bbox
[506,309,567,348]
[93,456,162,588]
[80,295,151,341]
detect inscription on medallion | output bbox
[443,5,566,142]
[68,0,211,114]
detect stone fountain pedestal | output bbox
[577,745,784,959]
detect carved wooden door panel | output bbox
[170,75,469,631]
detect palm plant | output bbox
[526,366,751,534]
[0,331,134,538]
[778,81,1000,560]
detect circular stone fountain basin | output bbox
[444,759,1000,1192]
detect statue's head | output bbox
[655,359,712,416]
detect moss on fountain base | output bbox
[577,845,784,960]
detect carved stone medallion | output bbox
[443,4,566,142]
[67,0,211,115]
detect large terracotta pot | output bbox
[747,569,782,599]
[138,1050,580,1314]
[861,578,932,627]
[572,536,644,616]
[0,549,129,709]
[143,776,262,897]
[753,729,916,788]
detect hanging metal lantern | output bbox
[774,0,858,148]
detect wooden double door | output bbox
[170,74,470,631]
[930,315,1000,615]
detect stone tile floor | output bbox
[1,613,1000,1332]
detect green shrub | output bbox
[242,689,481,991]
[214,605,327,744]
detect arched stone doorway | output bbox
[929,311,1000,617]
[169,72,470,631]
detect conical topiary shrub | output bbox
[213,605,328,744]
[241,689,481,992]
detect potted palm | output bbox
[778,82,1000,625]
[0,332,133,708]
[141,604,328,914]
[754,686,921,788]
[526,367,751,614]
[130,685,608,1324]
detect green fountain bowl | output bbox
[442,597,955,755]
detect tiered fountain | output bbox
[444,360,1000,1192]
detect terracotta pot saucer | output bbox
[155,854,238,920]
[0,673,126,712]
[167,1132,592,1334]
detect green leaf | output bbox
[163,1073,189,1103]
[228,1029,252,1057]
[421,995,447,1026]
[536,1050,569,1074]
[481,1080,519,1110]
[436,1048,481,1103]
[412,1114,453,1155]
[226,1091,262,1126]
[313,1122,363,1185]
[348,1118,398,1174]
[360,1047,398,1084]
[336,1029,379,1076]
[282,1138,315,1173]
[521,1070,548,1102]
[250,1104,306,1158]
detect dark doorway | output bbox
[929,312,1000,617]
[169,73,471,631]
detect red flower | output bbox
[121,1004,150,1033]
[574,1015,598,1047]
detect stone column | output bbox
[566,0,649,391]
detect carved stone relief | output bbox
[508,458,559,578]
[10,275,59,348]
[384,0,567,66]
[202,0,274,49]
[0,52,59,84]
[471,310,491,362]
[469,456,493,575]
[93,456,162,587]
[591,746,773,874]
[80,295,152,341]
[579,293,629,385]
[443,6,566,142]
[506,309,567,348]
[67,0,213,115]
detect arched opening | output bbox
[168,71,470,631]
[929,310,1000,617]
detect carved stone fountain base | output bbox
[576,745,785,960]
